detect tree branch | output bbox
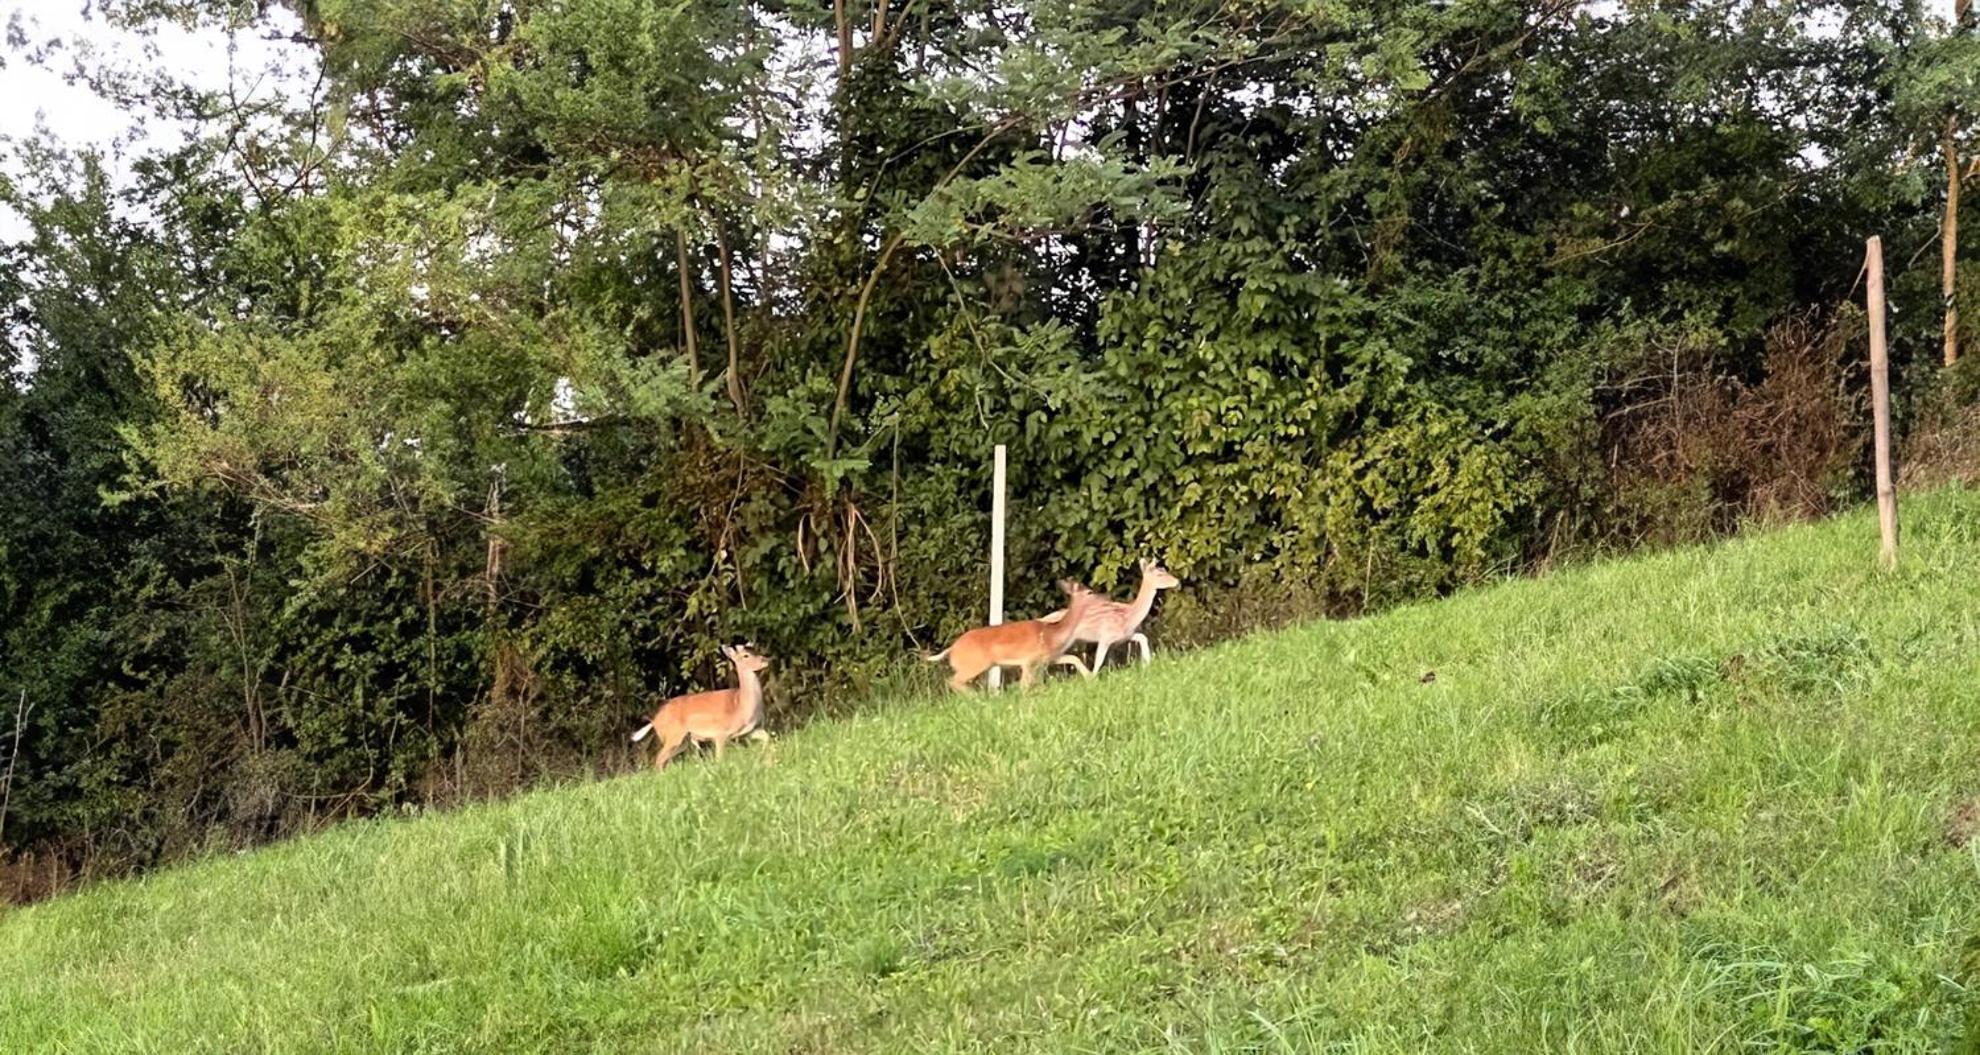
[675,227,701,378]
[824,117,1021,461]
[715,218,747,418]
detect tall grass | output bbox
[6,491,1980,1052]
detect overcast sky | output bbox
[0,0,1965,243]
[0,1,309,240]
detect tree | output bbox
[1945,0,1975,366]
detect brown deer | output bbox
[1042,559,1180,675]
[630,644,772,770]
[925,581,1099,691]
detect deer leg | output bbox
[653,730,689,770]
[1054,653,1094,679]
[1091,639,1113,673]
[1132,633,1151,664]
[1018,663,1038,689]
[714,736,728,762]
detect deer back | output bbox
[659,686,750,735]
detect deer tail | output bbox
[630,722,654,743]
[924,647,951,663]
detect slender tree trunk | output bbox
[484,470,505,615]
[747,15,777,351]
[1123,95,1144,269]
[481,467,510,773]
[917,1,929,70]
[1945,0,1972,367]
[833,0,854,78]
[423,537,438,735]
[1949,124,1963,367]
[826,231,905,461]
[715,219,746,417]
[0,691,26,849]
[824,120,1015,460]
[675,228,701,377]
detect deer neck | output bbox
[1046,596,1091,654]
[1123,574,1162,630]
[734,666,765,723]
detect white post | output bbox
[987,444,1007,692]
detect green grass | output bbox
[8,492,1980,1053]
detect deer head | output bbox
[720,643,772,675]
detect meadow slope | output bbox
[6,492,1980,1053]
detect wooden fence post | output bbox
[1867,235,1899,571]
[987,444,1007,692]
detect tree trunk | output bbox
[715,219,746,417]
[1949,122,1963,367]
[826,231,905,462]
[0,691,28,849]
[484,470,505,616]
[833,0,854,78]
[423,537,438,735]
[824,120,1015,460]
[675,228,701,377]
[1946,0,1972,368]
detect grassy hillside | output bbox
[7,492,1980,1053]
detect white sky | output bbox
[0,1,309,240]
[0,0,1964,245]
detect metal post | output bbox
[987,444,1006,692]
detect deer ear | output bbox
[720,644,736,660]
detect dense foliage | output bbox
[0,0,1974,891]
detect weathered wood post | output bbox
[1867,235,1899,571]
[987,443,1007,692]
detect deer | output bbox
[630,643,772,770]
[1041,558,1180,676]
[925,580,1100,692]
